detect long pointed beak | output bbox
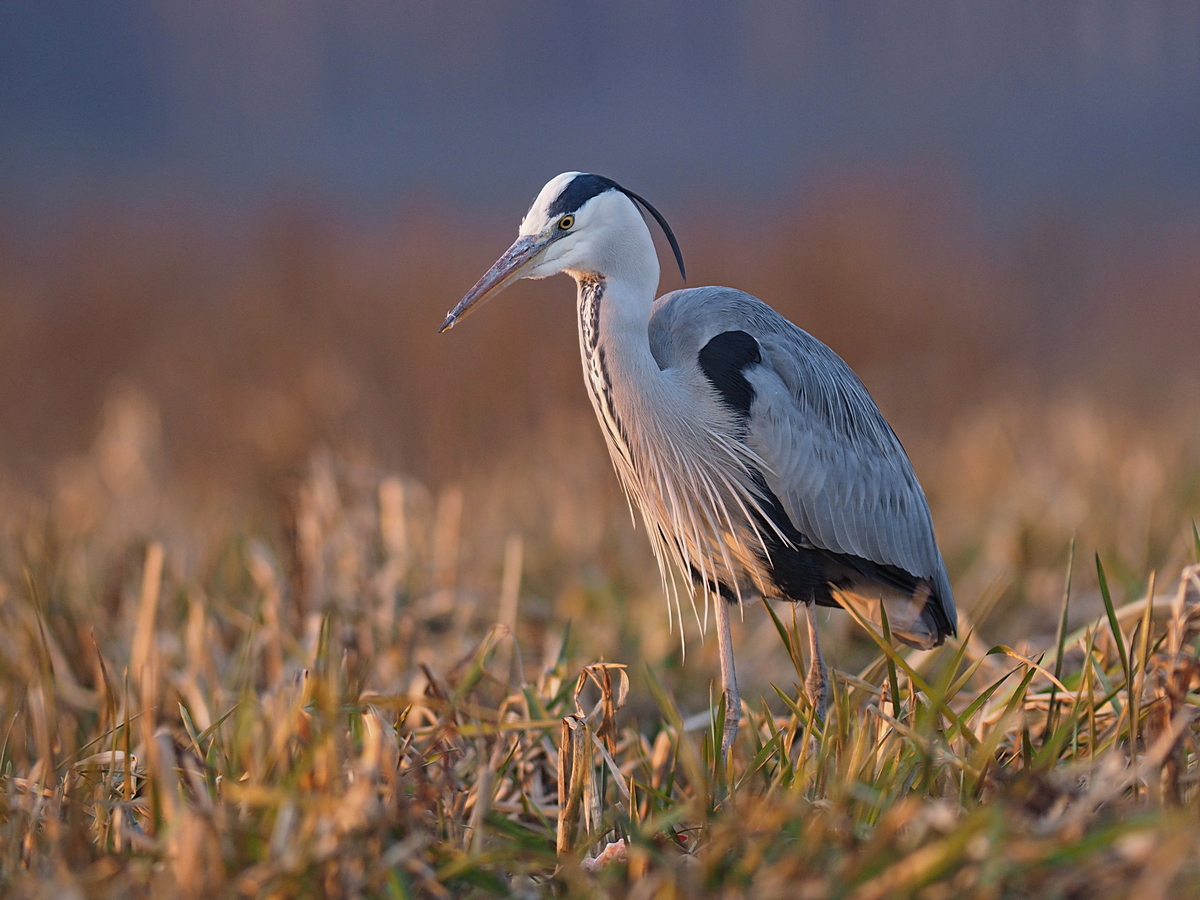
[439,234,547,333]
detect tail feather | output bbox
[830,580,952,650]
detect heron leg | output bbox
[805,603,828,721]
[714,593,740,757]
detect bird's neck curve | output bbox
[566,202,661,333]
[571,265,668,453]
[568,231,660,339]
[572,270,654,333]
[572,267,664,394]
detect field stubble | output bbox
[2,385,1200,897]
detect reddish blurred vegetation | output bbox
[2,178,1197,479]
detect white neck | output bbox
[567,202,661,340]
[568,199,679,472]
[570,258,679,485]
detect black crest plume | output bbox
[548,174,687,280]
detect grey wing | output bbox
[649,286,955,623]
[747,319,955,621]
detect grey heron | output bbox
[440,173,956,754]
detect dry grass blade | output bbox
[130,542,164,695]
[557,714,594,856]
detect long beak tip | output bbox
[439,233,540,336]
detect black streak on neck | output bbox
[578,276,633,454]
[579,275,605,359]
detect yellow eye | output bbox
[559,215,575,230]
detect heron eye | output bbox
[559,215,575,230]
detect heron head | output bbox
[439,172,685,332]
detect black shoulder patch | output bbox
[698,330,761,417]
[547,174,619,218]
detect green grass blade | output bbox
[644,664,708,800]
[840,600,980,751]
[1045,537,1075,742]
[879,604,903,722]
[1129,572,1156,768]
[770,682,807,722]
[450,626,506,707]
[761,596,805,685]
[959,667,1017,725]
[736,728,785,792]
[198,701,241,745]
[1095,553,1129,687]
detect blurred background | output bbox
[1,1,1198,708]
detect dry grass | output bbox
[2,389,1200,898]
[2,189,1200,897]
